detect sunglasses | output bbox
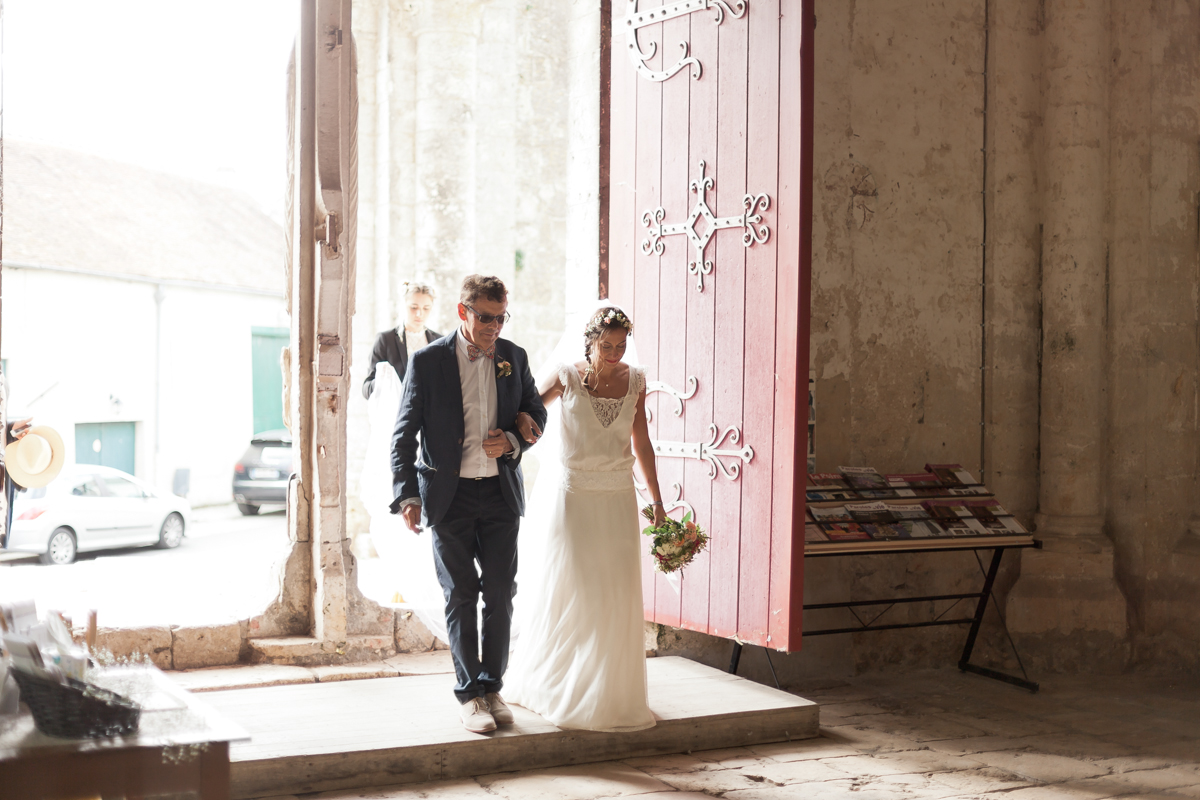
[463,304,511,325]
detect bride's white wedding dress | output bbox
[505,364,655,732]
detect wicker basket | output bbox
[11,667,141,739]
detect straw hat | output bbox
[5,426,66,489]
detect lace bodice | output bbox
[587,396,622,428]
[570,368,645,428]
[553,364,646,479]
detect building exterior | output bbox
[2,140,288,507]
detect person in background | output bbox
[362,282,442,399]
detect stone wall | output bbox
[1108,1,1200,669]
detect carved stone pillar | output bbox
[1007,0,1128,648]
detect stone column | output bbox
[474,0,517,290]
[373,0,392,334]
[563,0,603,321]
[387,4,420,321]
[1008,0,1128,652]
[414,0,478,302]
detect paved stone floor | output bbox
[265,667,1200,800]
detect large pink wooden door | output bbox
[606,0,813,651]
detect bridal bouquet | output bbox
[640,507,709,574]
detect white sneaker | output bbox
[486,692,514,725]
[460,697,497,733]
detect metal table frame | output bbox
[729,540,1040,693]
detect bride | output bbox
[505,305,666,732]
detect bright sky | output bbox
[3,0,298,219]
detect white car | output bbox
[5,465,191,565]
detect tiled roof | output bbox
[3,139,286,292]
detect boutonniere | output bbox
[496,360,512,378]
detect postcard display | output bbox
[803,463,1039,691]
[806,464,1030,549]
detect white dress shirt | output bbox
[455,329,518,479]
[403,326,426,365]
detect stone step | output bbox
[167,650,454,692]
[198,656,820,799]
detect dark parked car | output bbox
[232,430,294,516]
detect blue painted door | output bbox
[75,422,136,475]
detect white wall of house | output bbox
[1,265,287,507]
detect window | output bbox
[101,476,145,499]
[71,479,103,498]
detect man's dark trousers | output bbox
[431,475,519,704]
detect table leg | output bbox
[959,548,1004,667]
[197,741,231,800]
[958,548,1039,692]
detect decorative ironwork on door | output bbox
[637,376,755,515]
[652,424,754,480]
[646,377,755,476]
[620,0,747,82]
[641,160,771,291]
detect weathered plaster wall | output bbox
[812,1,986,478]
[1109,1,1200,669]
[803,0,999,675]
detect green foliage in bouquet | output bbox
[640,506,710,574]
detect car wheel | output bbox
[237,503,260,516]
[156,513,185,549]
[40,527,77,565]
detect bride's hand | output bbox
[516,412,542,444]
[653,504,667,527]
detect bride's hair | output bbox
[583,306,634,365]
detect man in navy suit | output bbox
[390,274,547,734]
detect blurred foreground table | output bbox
[0,665,248,800]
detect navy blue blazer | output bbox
[389,331,548,526]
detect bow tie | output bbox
[467,343,496,362]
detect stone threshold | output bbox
[166,650,454,692]
[196,656,820,799]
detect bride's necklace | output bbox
[585,360,612,392]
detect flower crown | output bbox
[586,307,633,336]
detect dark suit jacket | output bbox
[390,332,548,525]
[362,327,442,399]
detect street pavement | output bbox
[0,504,289,628]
